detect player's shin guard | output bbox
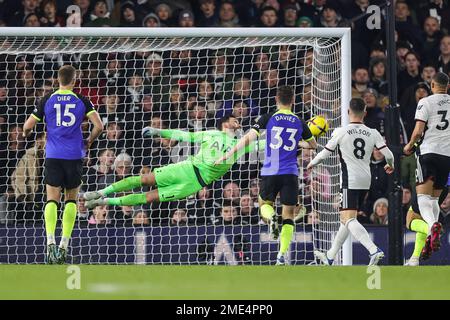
[102,176,142,196]
[346,218,377,255]
[60,201,77,250]
[412,232,427,258]
[327,223,349,260]
[417,194,436,230]
[278,219,294,257]
[44,200,58,245]
[260,204,275,221]
[106,193,147,206]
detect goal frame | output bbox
[1,27,352,265]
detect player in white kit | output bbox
[307,98,395,266]
[404,72,450,255]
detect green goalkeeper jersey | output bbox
[158,129,261,184]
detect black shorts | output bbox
[340,188,367,211]
[44,158,83,189]
[259,174,298,206]
[416,153,450,190]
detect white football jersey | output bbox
[415,94,450,157]
[324,123,387,189]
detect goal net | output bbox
[0,28,351,265]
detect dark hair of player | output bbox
[277,85,294,106]
[58,65,76,86]
[349,98,366,115]
[433,72,449,88]
[216,115,236,130]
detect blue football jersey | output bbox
[252,109,313,176]
[32,89,96,160]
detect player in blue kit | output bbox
[217,86,317,265]
[23,65,103,264]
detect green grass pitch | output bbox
[1,265,449,300]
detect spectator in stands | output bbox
[197,77,218,117]
[166,85,188,129]
[98,92,126,126]
[208,50,233,105]
[24,12,40,27]
[186,187,219,225]
[278,45,298,87]
[223,182,240,206]
[142,13,161,27]
[124,73,144,113]
[396,41,413,72]
[171,209,188,226]
[368,58,388,96]
[77,193,90,222]
[363,88,385,134]
[197,0,218,27]
[416,0,450,35]
[231,100,252,131]
[437,35,450,74]
[370,198,389,225]
[238,192,259,225]
[259,6,279,27]
[351,67,370,99]
[179,10,195,27]
[249,178,259,206]
[219,77,258,118]
[143,53,170,113]
[402,185,412,217]
[120,1,138,27]
[307,210,320,225]
[400,82,431,141]
[155,2,174,27]
[74,0,93,26]
[8,0,39,26]
[397,51,422,98]
[218,0,240,27]
[95,121,127,154]
[133,210,150,226]
[0,82,9,135]
[282,4,297,27]
[88,205,110,225]
[258,68,279,114]
[320,4,342,27]
[370,46,387,60]
[113,152,133,182]
[394,1,423,53]
[214,203,238,225]
[10,132,45,221]
[422,16,443,63]
[421,63,437,85]
[85,148,115,192]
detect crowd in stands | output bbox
[0,0,449,229]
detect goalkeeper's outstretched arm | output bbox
[142,127,202,143]
[215,129,259,164]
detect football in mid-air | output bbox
[307,115,329,138]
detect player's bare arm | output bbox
[404,121,426,155]
[86,110,103,149]
[22,115,38,138]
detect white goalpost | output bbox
[0,27,352,265]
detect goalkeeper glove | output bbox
[142,126,160,138]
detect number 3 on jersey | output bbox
[353,138,366,159]
[270,126,297,151]
[54,103,76,127]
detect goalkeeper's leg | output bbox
[87,190,159,208]
[84,174,156,200]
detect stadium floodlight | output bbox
[0,27,351,265]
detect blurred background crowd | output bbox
[0,0,449,229]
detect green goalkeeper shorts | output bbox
[153,160,203,202]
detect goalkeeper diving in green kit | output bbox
[84,116,262,208]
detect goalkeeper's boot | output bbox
[430,222,443,252]
[46,244,58,265]
[83,191,103,201]
[420,235,432,260]
[269,215,280,241]
[275,255,286,266]
[368,248,384,266]
[56,247,67,265]
[314,250,333,266]
[86,198,107,209]
[404,256,419,266]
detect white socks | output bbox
[327,223,349,260]
[432,197,440,222]
[418,194,437,231]
[346,218,377,255]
